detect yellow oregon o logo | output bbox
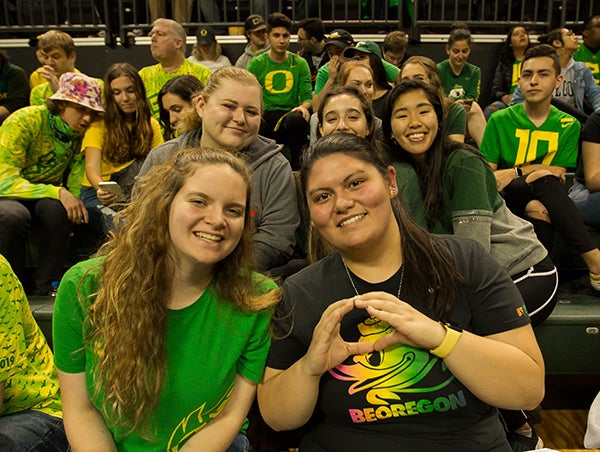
[200,29,208,36]
[265,70,293,94]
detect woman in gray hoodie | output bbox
[138,66,299,271]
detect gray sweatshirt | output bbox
[138,130,299,270]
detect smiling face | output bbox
[306,153,398,253]
[110,75,137,116]
[446,39,471,71]
[162,92,194,127]
[59,101,96,132]
[400,62,431,84]
[168,164,247,275]
[343,66,375,102]
[196,80,262,151]
[319,94,370,138]
[390,89,439,166]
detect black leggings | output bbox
[503,175,597,254]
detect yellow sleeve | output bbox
[81,120,106,153]
[150,117,165,149]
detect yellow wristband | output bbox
[430,322,462,359]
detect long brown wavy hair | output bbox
[85,148,279,438]
[102,62,154,164]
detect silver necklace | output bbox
[342,259,405,298]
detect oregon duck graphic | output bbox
[329,316,456,406]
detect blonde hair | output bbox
[38,30,75,56]
[86,148,279,437]
[190,41,223,62]
[180,66,263,134]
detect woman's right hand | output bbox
[300,298,374,378]
[96,188,117,206]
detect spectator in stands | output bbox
[258,132,545,451]
[573,15,600,86]
[0,50,28,125]
[138,66,299,271]
[437,23,487,146]
[382,30,410,68]
[188,25,231,73]
[247,12,312,170]
[29,30,80,105]
[158,75,203,141]
[484,25,531,120]
[139,19,211,122]
[28,35,48,89]
[569,110,600,227]
[400,56,466,143]
[481,44,600,291]
[235,14,269,69]
[296,17,329,87]
[312,29,355,111]
[383,79,556,450]
[54,148,279,451]
[511,28,600,122]
[0,254,68,451]
[80,63,163,236]
[0,72,103,295]
[343,41,394,118]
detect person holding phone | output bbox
[80,63,163,236]
[54,149,279,451]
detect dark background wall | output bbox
[4,39,503,107]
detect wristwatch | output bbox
[429,321,463,359]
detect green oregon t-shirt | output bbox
[437,59,481,101]
[53,257,276,451]
[247,51,313,111]
[480,103,580,170]
[0,255,62,418]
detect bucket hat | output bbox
[49,72,104,112]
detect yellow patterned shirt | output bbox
[0,255,62,418]
[138,60,211,121]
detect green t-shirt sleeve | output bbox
[236,276,277,383]
[314,64,329,94]
[551,115,580,168]
[448,102,467,136]
[480,115,501,164]
[392,161,427,229]
[53,260,100,373]
[298,58,313,105]
[467,64,481,101]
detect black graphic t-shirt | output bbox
[268,235,529,451]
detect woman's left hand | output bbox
[96,188,117,206]
[353,292,445,352]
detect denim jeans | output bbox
[569,181,600,229]
[0,410,69,451]
[226,433,249,452]
[80,185,116,236]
